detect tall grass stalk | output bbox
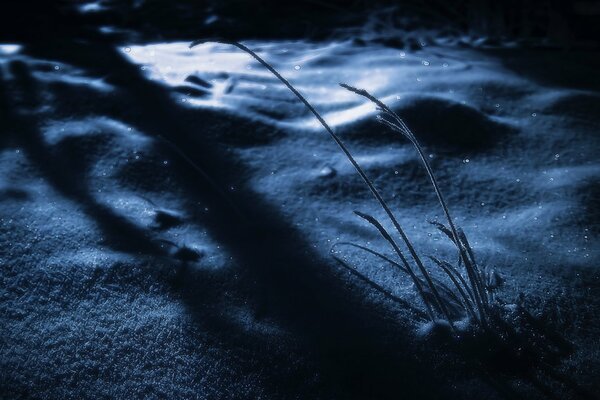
[339,84,489,324]
[190,39,488,329]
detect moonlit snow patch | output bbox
[121,40,472,130]
[77,2,106,13]
[0,44,22,55]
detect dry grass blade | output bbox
[434,257,476,306]
[430,222,488,310]
[331,241,409,274]
[429,256,477,319]
[354,210,447,322]
[429,220,455,244]
[332,256,427,320]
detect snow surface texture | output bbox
[1,39,599,399]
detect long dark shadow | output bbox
[1,59,167,257]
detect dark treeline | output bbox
[1,0,599,46]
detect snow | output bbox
[1,36,599,398]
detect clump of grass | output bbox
[339,83,491,328]
[190,38,489,331]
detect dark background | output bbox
[1,0,600,46]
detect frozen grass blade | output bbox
[332,255,427,320]
[432,255,477,306]
[457,227,488,303]
[331,241,409,274]
[429,256,477,319]
[430,222,486,304]
[354,211,452,323]
[429,220,455,245]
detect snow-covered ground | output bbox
[1,37,598,399]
